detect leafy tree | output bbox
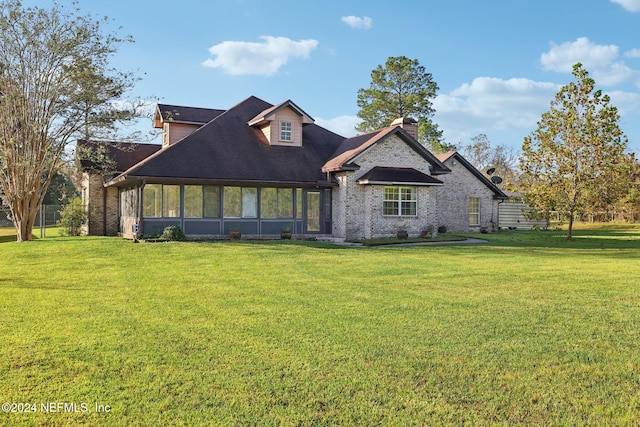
[460,134,519,189]
[419,121,457,153]
[43,170,78,206]
[611,153,640,222]
[520,63,630,240]
[0,0,144,241]
[357,56,446,149]
[58,197,86,237]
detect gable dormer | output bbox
[154,104,225,148]
[247,100,314,147]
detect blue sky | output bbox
[29,0,640,152]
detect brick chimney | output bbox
[391,117,418,140]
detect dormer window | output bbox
[247,100,314,147]
[280,121,292,142]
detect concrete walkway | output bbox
[379,237,488,247]
[319,237,488,247]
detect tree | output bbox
[419,121,457,153]
[520,63,630,240]
[460,134,519,189]
[0,1,143,241]
[43,169,77,206]
[356,56,447,149]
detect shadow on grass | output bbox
[465,229,640,252]
[0,234,16,243]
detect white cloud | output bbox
[203,36,319,76]
[541,37,619,73]
[607,90,640,115]
[541,37,640,87]
[610,0,640,12]
[341,15,372,30]
[316,115,361,137]
[625,48,640,58]
[433,77,560,144]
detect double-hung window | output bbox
[280,121,292,142]
[383,187,417,216]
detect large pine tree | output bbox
[356,56,449,151]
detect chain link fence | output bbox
[549,210,640,223]
[0,205,65,238]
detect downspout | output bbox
[496,198,505,231]
[138,180,146,238]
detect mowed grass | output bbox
[0,227,639,425]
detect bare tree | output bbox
[460,134,519,189]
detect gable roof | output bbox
[108,96,344,187]
[154,104,225,128]
[247,99,314,126]
[322,126,450,174]
[435,151,509,199]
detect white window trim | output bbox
[280,121,292,142]
[383,186,417,217]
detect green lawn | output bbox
[0,227,639,425]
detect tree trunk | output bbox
[567,213,574,241]
[12,194,40,242]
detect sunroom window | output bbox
[261,188,294,218]
[224,187,257,218]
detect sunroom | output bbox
[119,183,332,238]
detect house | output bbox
[434,151,509,232]
[78,141,161,236]
[78,96,501,240]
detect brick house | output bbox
[435,151,508,232]
[78,96,505,240]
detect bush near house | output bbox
[0,227,639,425]
[58,197,87,236]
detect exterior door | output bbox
[304,190,321,233]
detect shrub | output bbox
[438,225,447,233]
[58,197,86,236]
[160,225,186,241]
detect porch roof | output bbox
[357,166,443,186]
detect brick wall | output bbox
[80,172,120,236]
[435,157,499,232]
[332,134,438,240]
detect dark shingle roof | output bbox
[106,97,452,188]
[323,126,450,174]
[111,96,345,186]
[247,99,314,126]
[155,104,225,127]
[357,166,443,186]
[76,140,161,174]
